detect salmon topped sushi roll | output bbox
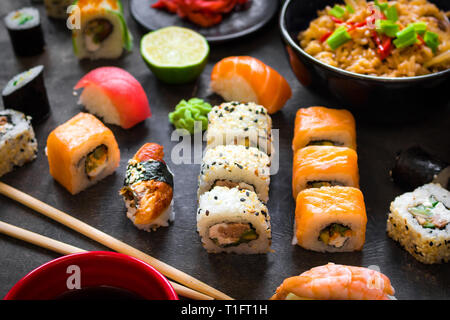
[270,263,395,300]
[292,146,359,199]
[292,106,356,153]
[120,143,174,232]
[293,186,367,252]
[210,56,292,114]
[46,113,120,195]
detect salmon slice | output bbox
[292,106,356,152]
[270,263,394,300]
[210,56,292,114]
[292,146,359,199]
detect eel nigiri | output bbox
[210,56,292,114]
[292,106,357,153]
[46,113,120,195]
[270,263,395,300]
[292,146,359,199]
[74,67,151,129]
[119,143,174,232]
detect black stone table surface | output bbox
[0,0,449,300]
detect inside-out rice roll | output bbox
[292,145,359,199]
[46,113,120,194]
[120,143,174,232]
[292,106,356,153]
[197,186,271,254]
[293,186,367,252]
[198,144,270,203]
[387,183,450,264]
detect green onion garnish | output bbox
[385,5,398,22]
[346,4,355,14]
[374,0,388,12]
[329,5,346,18]
[411,22,427,35]
[376,19,399,37]
[327,26,352,50]
[424,31,439,53]
[393,25,417,49]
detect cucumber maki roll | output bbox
[4,7,45,56]
[2,65,51,124]
[70,0,133,60]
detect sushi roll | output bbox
[198,145,270,203]
[46,113,120,195]
[197,186,271,254]
[292,146,359,199]
[4,7,45,56]
[292,106,356,153]
[70,0,133,60]
[293,186,367,252]
[2,65,51,124]
[206,102,272,155]
[391,146,449,190]
[44,0,72,19]
[270,263,395,300]
[210,56,292,114]
[0,109,38,177]
[74,67,151,129]
[120,143,174,232]
[387,183,450,264]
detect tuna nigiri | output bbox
[270,263,395,300]
[74,67,151,129]
[210,56,292,114]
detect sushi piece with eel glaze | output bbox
[74,67,151,129]
[120,143,174,232]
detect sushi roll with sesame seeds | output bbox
[206,102,273,155]
[387,183,450,264]
[198,145,271,203]
[197,186,271,254]
[0,109,38,177]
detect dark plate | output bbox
[130,0,278,42]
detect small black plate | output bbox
[130,0,279,43]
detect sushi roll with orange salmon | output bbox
[210,56,292,114]
[292,146,359,199]
[292,106,356,153]
[270,263,395,300]
[46,113,120,195]
[120,143,174,232]
[293,186,367,252]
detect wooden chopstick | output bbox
[0,182,233,300]
[0,220,212,300]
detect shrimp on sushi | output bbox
[270,263,395,300]
[210,56,292,114]
[120,143,174,232]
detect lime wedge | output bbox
[140,26,209,84]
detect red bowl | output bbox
[4,251,178,300]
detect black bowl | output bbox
[280,0,450,119]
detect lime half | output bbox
[140,26,209,84]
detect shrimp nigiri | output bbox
[210,56,292,114]
[270,263,395,300]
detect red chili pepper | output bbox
[320,31,333,43]
[372,31,392,60]
[330,16,344,24]
[347,21,367,32]
[417,34,426,47]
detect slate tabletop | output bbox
[0,0,449,300]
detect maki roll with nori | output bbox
[391,146,449,190]
[120,143,174,232]
[2,65,51,124]
[0,109,38,177]
[4,7,45,56]
[44,0,72,19]
[70,0,133,60]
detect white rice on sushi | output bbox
[0,109,37,177]
[387,183,450,264]
[198,144,270,203]
[197,186,271,254]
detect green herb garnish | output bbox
[327,26,352,50]
[393,25,417,49]
[329,5,346,18]
[424,31,439,53]
[411,22,427,35]
[376,19,399,37]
